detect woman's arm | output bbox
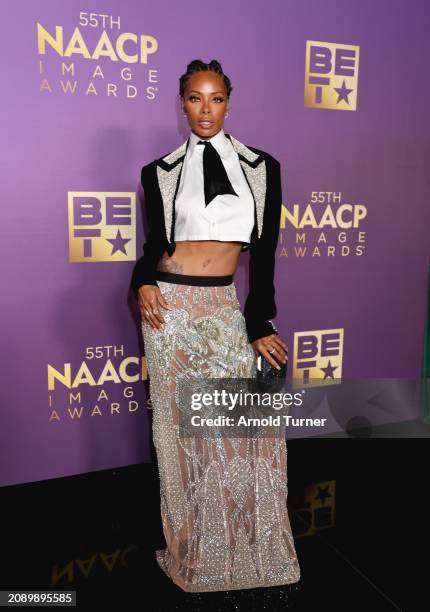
[243,156,282,344]
[130,163,166,300]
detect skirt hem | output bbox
[155,548,301,593]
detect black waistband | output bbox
[155,270,234,286]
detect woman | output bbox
[131,59,301,592]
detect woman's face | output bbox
[182,71,229,139]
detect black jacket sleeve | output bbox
[130,163,166,299]
[243,156,282,344]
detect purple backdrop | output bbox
[1,0,429,486]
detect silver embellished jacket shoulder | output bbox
[131,132,282,344]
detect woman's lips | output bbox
[198,121,213,128]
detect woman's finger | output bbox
[141,301,163,330]
[259,346,282,370]
[146,298,166,327]
[271,335,288,351]
[149,310,165,330]
[269,338,288,362]
[157,293,173,311]
[265,345,287,363]
[141,304,153,327]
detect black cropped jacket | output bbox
[131,132,282,344]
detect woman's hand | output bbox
[251,333,288,370]
[138,285,173,331]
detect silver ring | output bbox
[144,309,150,317]
[269,348,276,354]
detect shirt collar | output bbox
[188,127,231,160]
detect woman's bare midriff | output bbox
[156,240,243,276]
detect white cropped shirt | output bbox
[174,128,255,246]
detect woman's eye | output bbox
[188,96,224,102]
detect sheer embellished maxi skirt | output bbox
[141,270,301,592]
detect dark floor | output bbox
[1,435,427,611]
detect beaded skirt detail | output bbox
[141,279,301,592]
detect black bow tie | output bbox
[197,139,238,206]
